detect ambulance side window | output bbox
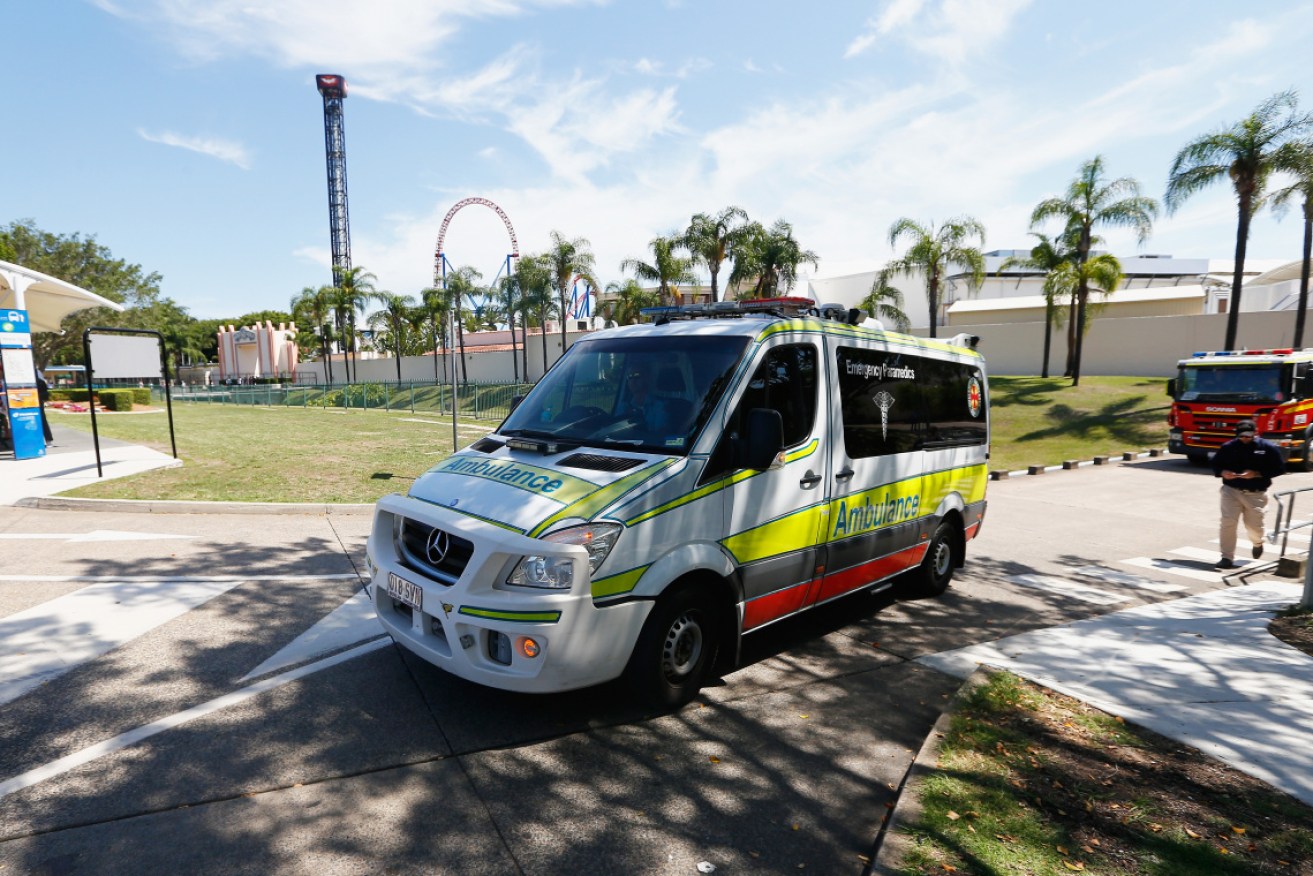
[837,347,922,458]
[703,344,817,482]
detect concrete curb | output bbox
[16,496,376,515]
[871,666,996,875]
[990,448,1166,480]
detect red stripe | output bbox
[742,580,813,631]
[813,543,927,603]
[742,541,930,631]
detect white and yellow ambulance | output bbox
[365,298,989,705]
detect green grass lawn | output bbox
[52,406,497,503]
[51,375,1171,503]
[987,375,1170,472]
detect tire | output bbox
[624,586,719,709]
[904,522,957,598]
[1296,436,1313,474]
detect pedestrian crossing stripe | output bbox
[1007,574,1130,605]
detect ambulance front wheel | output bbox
[625,586,718,708]
[906,521,957,598]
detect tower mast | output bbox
[316,73,353,380]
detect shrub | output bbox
[133,388,152,405]
[98,389,136,411]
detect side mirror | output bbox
[1166,378,1176,398]
[743,408,784,471]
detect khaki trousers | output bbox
[1219,485,1267,560]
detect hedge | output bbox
[49,388,152,407]
[99,389,136,411]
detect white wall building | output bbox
[804,253,1292,331]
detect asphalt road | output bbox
[0,457,1308,875]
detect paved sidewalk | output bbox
[0,424,180,506]
[920,580,1313,807]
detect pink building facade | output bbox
[216,321,298,381]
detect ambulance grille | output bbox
[558,453,645,472]
[397,518,473,584]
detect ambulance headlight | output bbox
[507,523,623,590]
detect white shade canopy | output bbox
[0,259,125,333]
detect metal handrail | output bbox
[1269,485,1313,608]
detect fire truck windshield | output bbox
[1177,364,1285,403]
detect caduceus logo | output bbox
[874,391,895,440]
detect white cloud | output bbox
[845,0,925,58]
[136,129,252,168]
[95,0,600,70]
[846,0,1031,64]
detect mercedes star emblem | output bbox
[425,528,451,565]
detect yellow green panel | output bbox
[591,565,648,599]
[825,464,988,542]
[624,439,819,526]
[529,458,679,537]
[721,504,825,564]
[430,454,598,504]
[458,606,562,624]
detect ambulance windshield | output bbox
[500,335,750,454]
[1177,364,1285,403]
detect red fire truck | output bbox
[1167,348,1313,471]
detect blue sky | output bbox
[5,1,1313,319]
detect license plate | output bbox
[387,572,423,611]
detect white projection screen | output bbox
[89,333,163,379]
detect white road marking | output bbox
[1071,565,1188,593]
[1121,557,1229,582]
[0,573,359,706]
[240,590,380,681]
[1007,574,1129,605]
[1170,545,1234,563]
[0,530,195,543]
[0,638,392,800]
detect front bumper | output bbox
[366,493,649,693]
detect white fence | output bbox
[933,311,1303,377]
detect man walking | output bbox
[1213,419,1285,569]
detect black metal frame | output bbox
[82,327,178,477]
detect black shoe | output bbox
[1217,558,1235,569]
[1252,544,1264,559]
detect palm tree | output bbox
[544,231,598,359]
[1272,139,1313,348]
[858,273,911,332]
[603,279,659,325]
[291,284,335,383]
[1033,157,1157,384]
[1047,255,1125,352]
[1167,91,1312,351]
[621,234,696,307]
[883,217,985,340]
[999,229,1082,378]
[366,291,417,381]
[330,266,377,383]
[511,254,553,377]
[444,266,483,383]
[727,220,820,299]
[418,285,450,383]
[683,207,749,303]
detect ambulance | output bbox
[365,298,990,706]
[1167,347,1313,470]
